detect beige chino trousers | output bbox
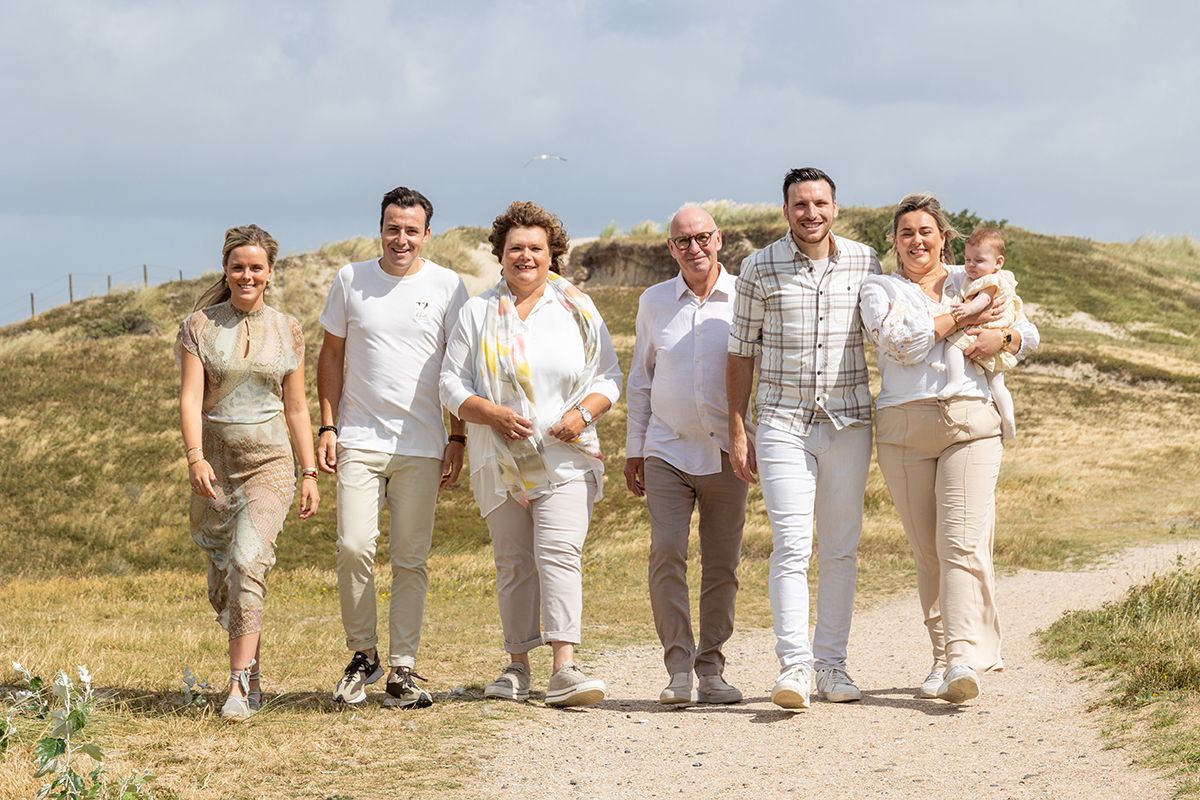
[335,446,442,668]
[485,474,597,653]
[875,397,1005,672]
[645,454,747,676]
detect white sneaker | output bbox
[545,663,606,708]
[771,666,811,710]
[814,667,861,703]
[484,662,530,702]
[697,674,742,704]
[937,664,981,704]
[658,672,695,705]
[919,664,945,699]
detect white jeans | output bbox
[756,422,872,672]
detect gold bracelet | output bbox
[187,454,205,465]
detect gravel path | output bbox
[461,539,1200,799]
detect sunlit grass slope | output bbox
[1,217,1198,798]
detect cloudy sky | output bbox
[1,0,1196,324]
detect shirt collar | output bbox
[785,232,840,266]
[673,264,732,300]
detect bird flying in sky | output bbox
[523,153,568,167]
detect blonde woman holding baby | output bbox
[858,194,1038,705]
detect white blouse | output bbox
[440,285,623,517]
[858,266,1040,410]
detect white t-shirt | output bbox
[320,258,468,458]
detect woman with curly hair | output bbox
[440,201,622,708]
[178,224,320,721]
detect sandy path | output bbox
[461,540,1200,799]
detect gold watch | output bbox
[1001,328,1013,350]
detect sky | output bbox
[1,0,1197,325]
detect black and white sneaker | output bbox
[384,666,433,709]
[333,651,383,704]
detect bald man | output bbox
[625,206,748,705]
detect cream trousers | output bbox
[875,397,1005,672]
[485,474,597,653]
[335,446,442,668]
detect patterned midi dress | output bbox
[177,302,304,639]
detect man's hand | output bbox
[440,440,464,488]
[317,430,338,473]
[624,457,645,497]
[729,430,757,484]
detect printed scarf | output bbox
[478,271,603,505]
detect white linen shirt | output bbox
[440,286,623,517]
[626,268,738,476]
[859,266,1040,410]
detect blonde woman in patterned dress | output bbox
[178,225,320,721]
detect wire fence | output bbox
[0,263,216,326]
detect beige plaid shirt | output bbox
[729,232,882,435]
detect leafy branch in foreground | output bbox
[8,662,156,800]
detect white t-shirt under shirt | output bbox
[320,258,468,459]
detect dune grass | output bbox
[1040,564,1200,796]
[1,221,1199,798]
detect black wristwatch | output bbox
[318,425,339,437]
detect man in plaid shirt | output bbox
[727,167,881,710]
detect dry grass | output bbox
[1,228,1199,798]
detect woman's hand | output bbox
[963,327,1006,361]
[956,294,1007,328]
[487,403,534,442]
[188,459,218,499]
[299,479,319,519]
[548,409,585,442]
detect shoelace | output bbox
[344,651,376,678]
[393,668,428,691]
[820,667,854,685]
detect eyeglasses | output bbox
[668,230,717,250]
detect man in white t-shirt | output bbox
[318,186,469,708]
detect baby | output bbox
[943,228,1025,440]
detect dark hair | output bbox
[194,224,279,310]
[782,167,836,201]
[488,201,570,273]
[379,186,434,230]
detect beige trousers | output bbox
[645,454,747,676]
[875,398,1005,672]
[485,474,597,653]
[335,446,442,668]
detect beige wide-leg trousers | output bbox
[335,446,443,668]
[875,397,1005,672]
[644,454,747,677]
[485,474,598,653]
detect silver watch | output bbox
[573,402,594,426]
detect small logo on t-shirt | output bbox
[415,301,430,320]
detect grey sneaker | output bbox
[919,664,945,699]
[333,651,383,705]
[484,662,531,702]
[385,666,433,709]
[771,665,811,710]
[658,672,695,705]
[814,667,862,703]
[697,674,742,704]
[545,663,606,708]
[247,666,263,712]
[937,664,980,704]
